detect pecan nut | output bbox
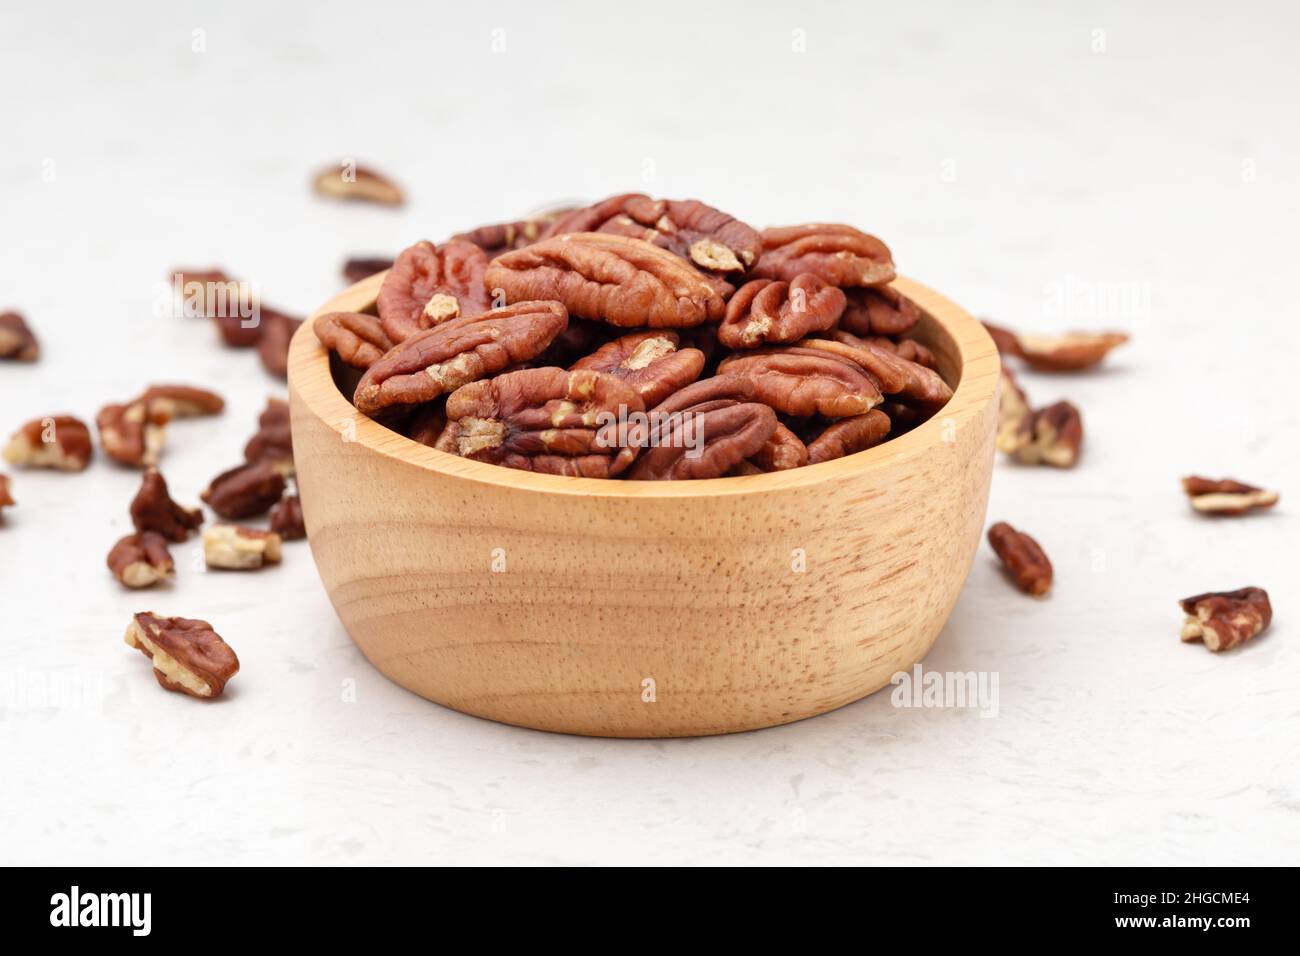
[377,240,492,342]
[342,256,395,284]
[124,612,239,698]
[627,401,777,481]
[719,275,846,349]
[836,330,938,371]
[807,409,892,464]
[981,320,1023,358]
[170,269,261,347]
[203,524,283,570]
[751,223,895,286]
[569,331,705,407]
[716,349,883,418]
[405,401,448,448]
[136,384,224,418]
[987,522,1053,596]
[243,398,294,472]
[269,493,306,540]
[3,415,93,471]
[1182,476,1279,516]
[354,301,568,415]
[998,399,1083,468]
[442,367,644,477]
[130,468,203,542]
[1179,587,1272,652]
[0,311,39,361]
[313,311,395,368]
[312,163,403,206]
[257,307,303,379]
[107,532,175,589]
[485,233,727,328]
[201,459,286,520]
[1016,330,1129,372]
[453,212,560,257]
[97,400,169,468]
[749,422,809,471]
[838,285,920,337]
[0,473,13,519]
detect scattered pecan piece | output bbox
[243,398,294,472]
[808,409,892,464]
[0,311,39,361]
[107,532,175,589]
[377,240,492,342]
[201,459,286,520]
[485,233,727,329]
[136,384,224,418]
[751,223,895,286]
[795,337,953,411]
[124,612,239,699]
[719,275,846,349]
[342,256,394,284]
[1181,476,1279,516]
[3,415,93,471]
[312,163,404,206]
[570,331,705,407]
[1179,588,1272,652]
[838,285,920,337]
[716,348,883,418]
[354,301,568,415]
[130,468,203,542]
[257,307,303,379]
[313,311,395,368]
[628,401,777,480]
[269,493,306,540]
[203,524,283,570]
[749,422,810,471]
[0,473,14,519]
[97,400,169,468]
[987,522,1053,596]
[982,320,1129,371]
[997,399,1083,468]
[442,367,644,477]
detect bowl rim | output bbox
[288,272,1000,499]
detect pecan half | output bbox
[835,330,938,371]
[203,524,283,570]
[0,311,39,361]
[838,285,920,337]
[649,374,758,416]
[1179,587,1272,652]
[124,612,239,699]
[716,349,883,418]
[354,301,568,415]
[751,224,895,286]
[342,256,394,284]
[269,493,306,540]
[627,401,777,481]
[795,337,952,411]
[201,459,286,520]
[987,522,1053,596]
[0,474,12,519]
[1181,476,1279,516]
[3,415,93,471]
[136,384,224,418]
[257,307,303,379]
[97,400,169,468]
[312,163,403,206]
[377,240,492,342]
[807,409,892,464]
[130,468,203,542]
[442,367,644,477]
[719,275,846,349]
[314,312,395,369]
[570,331,705,407]
[170,269,261,347]
[485,233,727,328]
[997,399,1083,468]
[453,213,558,257]
[107,532,175,589]
[749,422,810,471]
[243,398,294,472]
[1016,330,1129,372]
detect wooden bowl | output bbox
[287,275,999,737]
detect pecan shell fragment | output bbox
[1179,587,1272,652]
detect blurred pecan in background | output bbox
[453,212,561,257]
[997,399,1083,468]
[1179,587,1272,652]
[988,522,1053,596]
[314,312,395,369]
[97,400,169,468]
[342,256,395,284]
[355,301,568,415]
[130,468,202,542]
[203,524,283,570]
[442,367,643,477]
[808,409,892,464]
[136,384,224,418]
[1181,476,1279,516]
[0,473,12,518]
[377,240,492,342]
[0,311,39,361]
[717,348,883,417]
[124,612,239,699]
[752,224,895,286]
[982,319,1128,372]
[838,285,920,337]
[244,398,294,473]
[202,459,286,520]
[257,307,303,379]
[312,162,403,206]
[107,532,174,589]
[3,415,93,471]
[570,331,704,407]
[628,401,777,481]
[269,493,306,540]
[719,275,846,349]
[486,233,727,329]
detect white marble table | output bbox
[2,1,1296,865]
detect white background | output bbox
[2,0,1297,865]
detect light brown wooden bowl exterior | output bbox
[288,274,999,737]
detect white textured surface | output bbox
[2,0,1297,865]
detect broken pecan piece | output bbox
[751,224,895,286]
[628,401,777,481]
[716,349,883,418]
[485,233,727,328]
[0,311,39,361]
[203,524,283,570]
[342,256,394,284]
[1181,476,1279,516]
[3,415,93,471]
[124,612,239,699]
[243,398,294,472]
[569,331,705,407]
[97,400,169,468]
[313,311,395,369]
[1179,587,1272,652]
[443,367,644,477]
[311,163,403,206]
[987,522,1053,596]
[107,532,174,589]
[130,468,203,542]
[136,384,224,418]
[269,493,306,540]
[998,399,1083,468]
[719,275,846,349]
[377,240,492,342]
[201,459,286,520]
[354,301,568,415]
[838,285,920,337]
[807,409,892,464]
[257,307,303,379]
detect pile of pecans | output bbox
[313,194,954,480]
